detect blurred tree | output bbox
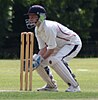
[0,0,98,58]
[0,0,13,47]
[90,0,98,41]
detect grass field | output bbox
[0,58,98,100]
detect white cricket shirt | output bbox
[35,20,82,49]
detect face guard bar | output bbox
[25,19,36,29]
[25,13,46,29]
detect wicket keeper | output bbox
[25,5,82,92]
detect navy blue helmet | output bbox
[25,5,46,29]
[27,5,46,15]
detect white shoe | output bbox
[66,86,81,92]
[37,84,58,92]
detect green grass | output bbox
[0,58,98,100]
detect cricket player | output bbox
[25,5,82,92]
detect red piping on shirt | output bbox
[57,36,70,41]
[57,25,70,35]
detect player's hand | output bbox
[32,54,44,70]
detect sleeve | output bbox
[46,28,57,49]
[36,36,46,49]
[35,28,46,49]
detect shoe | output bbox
[37,84,58,92]
[65,85,81,92]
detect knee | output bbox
[48,56,59,66]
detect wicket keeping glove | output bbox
[33,54,44,70]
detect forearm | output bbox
[38,46,47,56]
[42,49,55,59]
[33,48,55,70]
[38,47,55,60]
